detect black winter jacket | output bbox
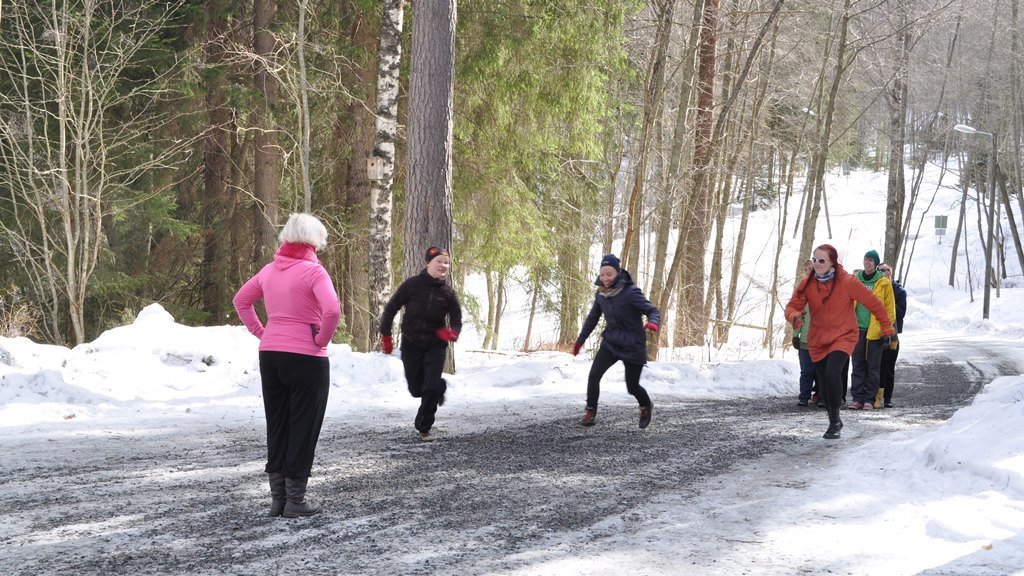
[380,270,463,347]
[576,270,661,364]
[892,280,907,333]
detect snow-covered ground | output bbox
[2,159,1023,574]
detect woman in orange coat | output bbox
[785,244,895,439]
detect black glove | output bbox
[791,336,801,349]
[880,335,892,347]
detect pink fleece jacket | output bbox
[232,243,341,357]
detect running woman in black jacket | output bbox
[573,254,660,429]
[380,246,463,441]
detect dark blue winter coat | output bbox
[575,270,661,365]
[892,280,907,333]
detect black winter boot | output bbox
[268,472,286,517]
[639,401,653,429]
[823,406,843,439]
[283,477,322,518]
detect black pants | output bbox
[850,329,883,404]
[879,345,900,402]
[815,350,850,412]
[259,351,330,479]
[586,346,651,409]
[401,340,448,434]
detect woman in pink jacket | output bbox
[233,213,341,518]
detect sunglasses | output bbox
[811,257,829,264]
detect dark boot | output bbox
[578,406,596,427]
[823,406,843,439]
[638,401,653,429]
[268,472,286,517]
[283,477,322,518]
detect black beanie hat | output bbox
[425,246,449,263]
[600,254,621,271]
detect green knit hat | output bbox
[864,249,880,266]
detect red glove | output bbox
[791,316,803,330]
[436,328,459,342]
[571,342,582,356]
[644,322,659,332]
[380,336,393,355]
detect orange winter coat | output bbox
[785,267,895,363]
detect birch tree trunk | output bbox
[368,0,405,347]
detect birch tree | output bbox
[368,0,405,347]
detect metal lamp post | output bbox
[953,123,997,320]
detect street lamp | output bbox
[953,123,997,319]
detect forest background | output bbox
[1,0,1022,357]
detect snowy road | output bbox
[2,338,1018,576]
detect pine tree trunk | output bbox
[335,7,379,351]
[252,0,280,268]
[557,193,586,348]
[403,0,456,280]
[201,0,233,324]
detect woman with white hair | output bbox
[233,213,341,518]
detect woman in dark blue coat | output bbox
[572,254,660,429]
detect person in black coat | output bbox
[877,263,906,408]
[573,254,661,429]
[380,246,463,442]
